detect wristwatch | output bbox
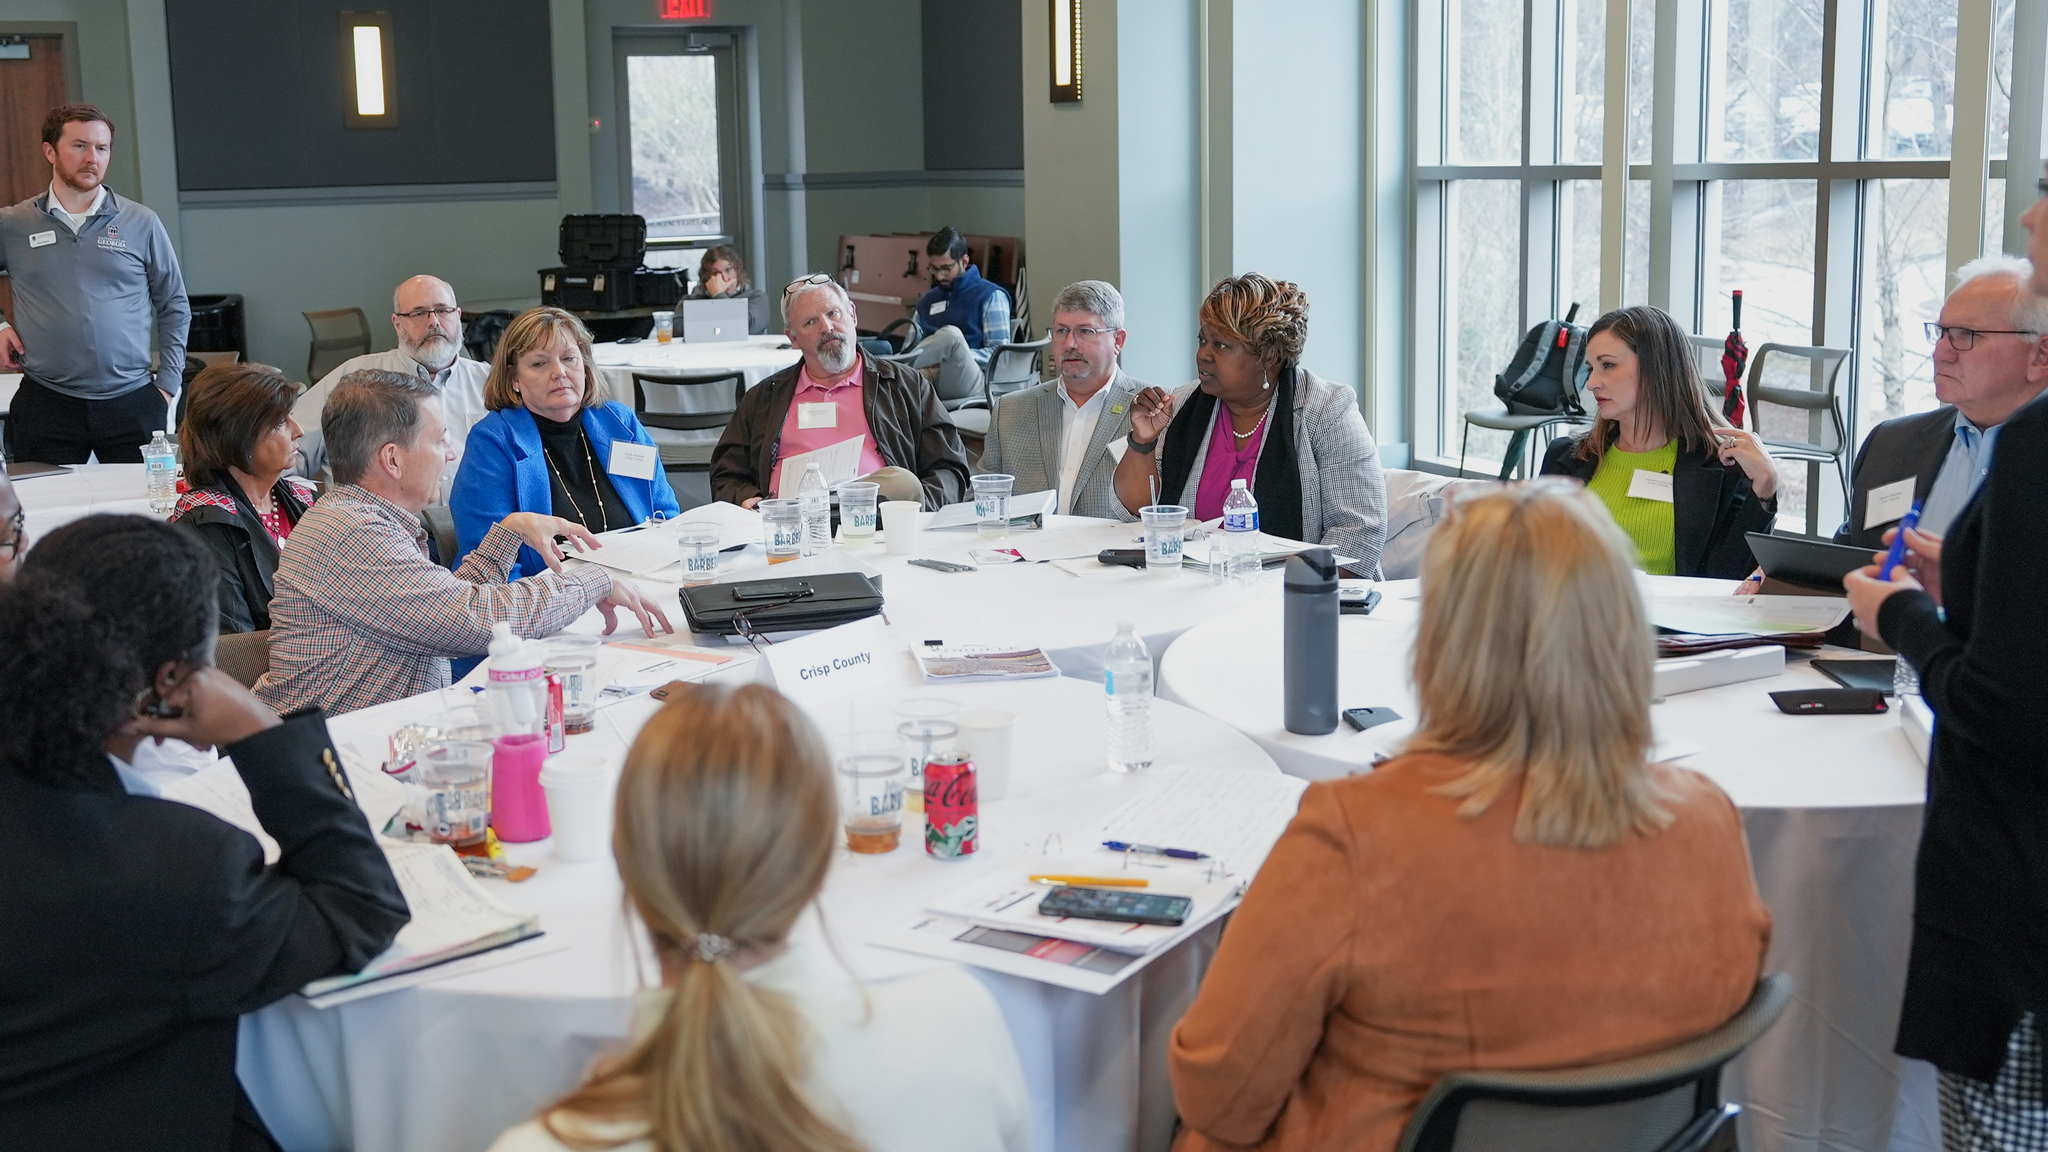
[1126,431,1159,455]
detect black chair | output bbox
[1395,973,1792,1152]
[632,371,744,474]
[420,504,459,569]
[303,308,372,382]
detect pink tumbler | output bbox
[490,733,552,842]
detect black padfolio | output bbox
[678,572,885,635]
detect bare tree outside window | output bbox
[627,54,722,240]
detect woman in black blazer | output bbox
[0,516,408,1150]
[1541,305,1780,579]
[1843,192,2048,1147]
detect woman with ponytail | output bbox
[1113,274,1388,572]
[490,683,1029,1152]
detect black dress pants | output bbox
[9,374,168,465]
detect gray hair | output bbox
[1953,255,2048,334]
[323,369,439,485]
[1052,280,1125,331]
[781,276,853,325]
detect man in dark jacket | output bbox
[712,276,970,510]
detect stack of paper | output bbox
[1648,594,1849,637]
[773,435,869,498]
[579,502,765,577]
[301,841,543,1007]
[912,643,1059,682]
[925,490,1059,530]
[1178,532,1359,572]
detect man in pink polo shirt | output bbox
[711,275,970,509]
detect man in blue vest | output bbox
[901,227,1012,408]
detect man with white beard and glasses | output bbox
[292,274,490,486]
[710,275,969,510]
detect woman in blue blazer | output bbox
[452,307,681,577]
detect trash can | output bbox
[187,294,246,356]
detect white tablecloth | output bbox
[13,461,155,543]
[590,334,800,409]
[240,673,1277,1152]
[1156,577,1936,1152]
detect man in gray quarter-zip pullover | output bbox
[0,104,189,465]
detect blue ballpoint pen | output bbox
[1879,502,1923,580]
[1102,840,1211,860]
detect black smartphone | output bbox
[730,579,814,601]
[1769,687,1889,715]
[1342,706,1402,732]
[1038,886,1193,928]
[1340,588,1383,616]
[1098,548,1146,568]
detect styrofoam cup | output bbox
[538,753,614,862]
[954,709,1016,800]
[882,500,921,555]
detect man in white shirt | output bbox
[979,280,1146,520]
[293,274,490,485]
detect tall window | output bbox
[615,33,742,247]
[1415,0,2037,533]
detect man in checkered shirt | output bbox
[255,369,670,715]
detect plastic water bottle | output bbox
[485,622,547,738]
[144,431,178,515]
[1218,479,1261,586]
[1105,621,1154,772]
[798,462,831,557]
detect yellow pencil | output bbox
[1029,874,1149,888]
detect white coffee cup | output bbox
[538,753,614,862]
[954,709,1016,800]
[881,500,921,555]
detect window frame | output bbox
[613,29,745,252]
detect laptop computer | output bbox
[682,298,749,343]
[1744,531,1874,593]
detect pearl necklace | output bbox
[1231,402,1273,442]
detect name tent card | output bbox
[763,617,895,718]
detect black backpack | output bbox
[1493,303,1590,417]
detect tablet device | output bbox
[1744,532,1873,593]
[1812,658,1897,693]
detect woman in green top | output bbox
[1541,305,1780,578]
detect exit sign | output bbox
[660,0,709,17]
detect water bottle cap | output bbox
[1230,479,1248,489]
[1116,620,1135,632]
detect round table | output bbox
[590,334,800,407]
[1157,577,1935,1152]
[13,462,155,543]
[598,513,1285,683]
[240,672,1280,1152]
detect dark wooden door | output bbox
[0,35,68,323]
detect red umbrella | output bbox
[1721,290,1749,428]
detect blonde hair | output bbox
[1198,273,1309,368]
[1405,480,1673,849]
[541,683,864,1152]
[485,306,606,412]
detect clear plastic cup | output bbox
[760,498,802,563]
[416,738,492,847]
[893,698,960,814]
[837,740,908,854]
[1140,505,1189,572]
[954,709,1016,801]
[972,473,1016,540]
[543,635,603,734]
[652,311,675,344]
[839,481,881,549]
[678,524,721,584]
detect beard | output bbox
[405,330,459,373]
[815,332,856,376]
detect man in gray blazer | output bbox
[981,280,1147,521]
[1835,255,2048,550]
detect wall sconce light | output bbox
[341,11,396,128]
[1049,0,1081,103]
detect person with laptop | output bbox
[687,244,768,335]
[1835,255,2048,550]
[710,276,970,511]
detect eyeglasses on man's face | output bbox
[1052,325,1116,342]
[1925,322,2041,351]
[396,306,461,322]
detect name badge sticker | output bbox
[797,402,838,430]
[1627,469,1676,503]
[27,230,55,248]
[1866,476,1916,530]
[607,441,660,481]
[928,300,948,315]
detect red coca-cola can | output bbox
[545,672,566,753]
[923,753,978,859]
